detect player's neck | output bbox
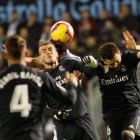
[44,61,58,69]
[60,53,67,61]
[8,58,26,66]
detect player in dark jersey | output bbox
[38,40,103,140]
[0,35,78,140]
[2,39,85,129]
[23,39,81,68]
[82,31,140,140]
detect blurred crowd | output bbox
[1,4,140,140]
[1,5,140,71]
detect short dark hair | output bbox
[5,35,26,59]
[39,39,67,56]
[99,42,119,60]
[53,41,67,55]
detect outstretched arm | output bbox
[25,57,44,68]
[81,56,105,76]
[122,31,140,59]
[2,44,44,68]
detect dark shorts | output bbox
[104,107,140,140]
[53,113,99,140]
[0,122,44,140]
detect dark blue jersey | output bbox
[0,64,77,140]
[60,50,81,63]
[43,59,103,121]
[98,51,140,114]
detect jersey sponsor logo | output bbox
[59,66,65,72]
[121,65,126,72]
[101,75,129,85]
[54,75,66,86]
[103,65,109,73]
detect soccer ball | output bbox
[50,21,74,45]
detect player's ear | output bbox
[59,52,66,61]
[56,51,58,58]
[25,50,28,57]
[38,55,42,61]
[117,50,121,54]
[3,50,8,59]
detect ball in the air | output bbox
[50,21,74,45]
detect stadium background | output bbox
[0,0,140,139]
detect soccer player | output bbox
[0,35,78,140]
[38,40,103,140]
[22,39,81,68]
[82,31,140,140]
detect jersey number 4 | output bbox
[10,84,32,117]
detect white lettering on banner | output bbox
[0,0,140,23]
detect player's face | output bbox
[40,44,58,65]
[104,52,121,71]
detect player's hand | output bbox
[122,31,140,51]
[65,71,78,87]
[53,109,72,120]
[73,70,85,80]
[2,44,7,54]
[72,70,84,79]
[25,57,34,63]
[82,55,98,68]
[26,57,44,68]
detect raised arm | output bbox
[82,56,105,76]
[71,57,104,78]
[122,31,140,59]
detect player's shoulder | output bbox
[121,51,138,61]
[0,67,8,78]
[62,59,82,66]
[66,50,81,61]
[0,64,41,77]
[122,50,137,57]
[98,59,104,65]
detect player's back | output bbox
[0,64,44,140]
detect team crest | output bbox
[121,65,126,72]
[103,65,109,73]
[59,66,65,71]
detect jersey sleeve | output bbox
[72,60,105,78]
[42,106,57,118]
[41,73,77,106]
[123,51,140,66]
